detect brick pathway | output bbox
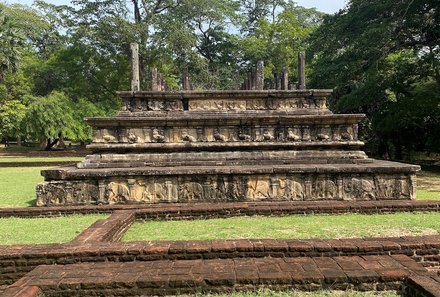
[2,203,440,296]
[3,255,431,297]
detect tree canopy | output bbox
[0,0,438,157]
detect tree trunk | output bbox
[45,138,59,151]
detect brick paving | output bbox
[2,255,428,297]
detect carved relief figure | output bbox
[182,131,196,142]
[102,134,116,142]
[317,132,330,141]
[128,132,138,143]
[247,178,270,199]
[141,185,154,202]
[105,182,130,204]
[179,182,203,201]
[148,100,164,111]
[345,178,375,200]
[214,130,226,142]
[340,127,353,141]
[375,178,394,198]
[302,127,311,141]
[287,128,301,142]
[105,182,117,204]
[238,131,252,141]
[263,129,275,141]
[152,128,166,143]
[278,179,304,200]
[314,180,337,199]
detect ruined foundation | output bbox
[36,90,420,206]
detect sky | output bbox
[6,0,348,14]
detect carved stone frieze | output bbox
[91,124,359,144]
[36,172,415,206]
[123,96,329,112]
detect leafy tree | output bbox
[241,3,323,85]
[22,91,91,150]
[0,100,27,144]
[0,5,24,81]
[307,0,440,158]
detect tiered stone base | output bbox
[37,160,419,206]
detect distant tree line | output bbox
[0,0,438,158]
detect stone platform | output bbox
[36,90,419,206]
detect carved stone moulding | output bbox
[117,90,333,113]
[87,115,364,149]
[36,163,419,206]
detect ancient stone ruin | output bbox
[36,89,419,206]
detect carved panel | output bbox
[122,96,329,112]
[36,173,415,206]
[92,124,359,145]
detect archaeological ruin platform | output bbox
[36,90,420,206]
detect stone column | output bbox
[165,180,177,202]
[298,51,306,89]
[127,179,137,201]
[151,68,158,91]
[182,66,191,90]
[304,176,312,199]
[282,67,288,90]
[337,177,344,200]
[98,180,106,204]
[130,43,140,92]
[256,61,264,90]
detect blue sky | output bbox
[5,0,347,14]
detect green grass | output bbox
[199,290,398,297]
[0,166,47,207]
[417,189,440,200]
[0,157,83,163]
[123,212,440,241]
[0,214,107,245]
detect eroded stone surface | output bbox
[36,90,420,206]
[36,165,417,206]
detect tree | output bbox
[23,91,84,150]
[0,5,24,81]
[241,3,323,86]
[307,0,440,158]
[0,100,26,145]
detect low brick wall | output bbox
[406,275,440,297]
[1,200,440,218]
[1,236,440,288]
[1,201,440,296]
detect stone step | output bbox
[77,150,369,169]
[2,255,427,296]
[86,142,365,153]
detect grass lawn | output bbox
[0,166,47,207]
[417,169,440,200]
[202,290,398,297]
[0,214,107,245]
[0,156,83,163]
[123,212,440,241]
